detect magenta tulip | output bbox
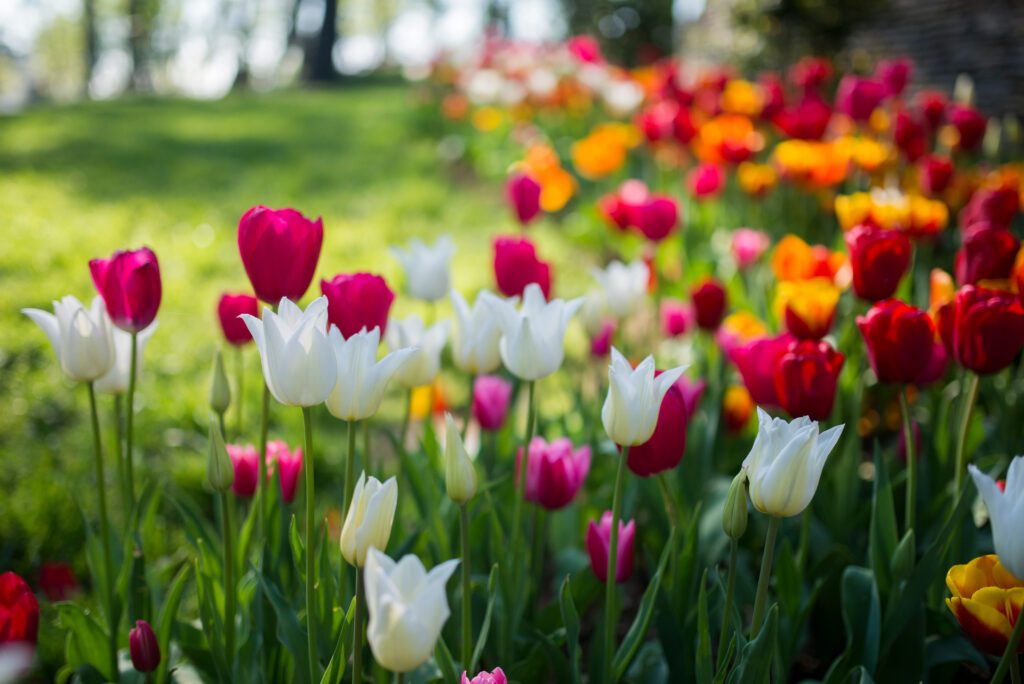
[587,511,635,583]
[730,334,795,407]
[516,437,591,510]
[462,667,507,684]
[129,620,160,673]
[661,298,694,337]
[633,195,679,242]
[267,440,303,505]
[227,444,260,498]
[493,235,552,299]
[590,320,615,358]
[237,205,323,303]
[506,173,542,226]
[217,293,259,345]
[320,272,395,337]
[89,247,162,333]
[835,76,886,123]
[472,375,513,432]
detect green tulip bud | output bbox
[209,349,231,416]
[206,415,233,492]
[443,413,477,504]
[723,470,749,540]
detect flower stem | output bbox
[400,388,413,450]
[1012,656,1022,684]
[113,395,127,521]
[343,419,358,516]
[991,608,1024,684]
[953,372,980,498]
[87,382,117,678]
[899,389,916,534]
[656,474,680,593]
[720,539,738,667]
[125,331,138,507]
[220,491,236,664]
[603,444,630,683]
[504,380,536,661]
[257,382,270,544]
[302,407,318,681]
[750,516,781,638]
[234,346,244,439]
[460,503,472,666]
[353,566,364,684]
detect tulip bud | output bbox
[722,470,749,540]
[209,349,231,415]
[129,619,161,673]
[444,414,477,504]
[340,472,398,567]
[206,416,233,492]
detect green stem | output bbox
[87,382,117,678]
[991,608,1024,684]
[353,566,364,684]
[720,539,738,668]
[603,444,630,683]
[460,503,472,666]
[113,395,127,522]
[1012,656,1022,684]
[343,420,358,516]
[234,346,244,439]
[504,380,536,662]
[750,516,781,638]
[257,382,270,545]
[221,492,236,663]
[656,474,680,592]
[400,388,413,449]
[899,389,916,534]
[125,331,138,507]
[302,407,318,680]
[953,372,981,498]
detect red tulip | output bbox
[0,572,39,645]
[875,58,912,98]
[633,195,679,242]
[237,205,323,304]
[893,109,927,162]
[672,105,697,144]
[472,375,512,431]
[955,223,1020,286]
[636,101,678,144]
[516,437,591,510]
[758,72,785,120]
[228,444,260,498]
[320,272,395,337]
[691,278,728,330]
[789,57,833,93]
[129,620,161,673]
[857,299,946,385]
[506,173,542,226]
[590,320,615,358]
[493,235,552,298]
[772,98,832,140]
[217,293,259,345]
[586,511,635,584]
[89,247,162,333]
[730,334,794,407]
[38,563,78,602]
[597,193,632,231]
[268,440,303,505]
[918,155,954,196]
[846,224,912,301]
[916,90,947,130]
[946,286,1024,375]
[626,370,688,477]
[949,104,987,152]
[773,340,844,421]
[687,163,724,199]
[960,186,1020,230]
[835,76,886,123]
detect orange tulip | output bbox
[572,123,637,180]
[946,554,1024,656]
[775,277,840,340]
[722,385,754,433]
[737,162,777,197]
[771,235,846,285]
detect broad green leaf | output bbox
[258,572,311,684]
[840,566,880,674]
[696,570,712,684]
[612,528,675,681]
[559,574,582,684]
[726,604,778,684]
[57,602,114,682]
[471,564,500,674]
[155,564,191,684]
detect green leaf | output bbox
[290,514,305,583]
[559,574,582,684]
[56,602,114,681]
[868,444,898,596]
[155,564,191,684]
[435,636,459,683]
[470,564,500,674]
[726,604,778,684]
[924,635,988,672]
[840,566,881,674]
[696,570,712,684]
[889,530,916,584]
[774,539,801,617]
[612,528,675,681]
[258,571,311,684]
[320,597,355,684]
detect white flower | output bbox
[444,413,477,504]
[579,288,610,338]
[481,284,583,381]
[450,289,508,374]
[601,348,686,446]
[325,327,417,421]
[240,297,337,407]
[385,315,450,388]
[390,235,455,302]
[970,457,1024,581]
[364,548,460,673]
[591,260,649,319]
[743,408,844,517]
[340,472,398,567]
[22,296,114,382]
[94,320,159,394]
[602,79,645,117]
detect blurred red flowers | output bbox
[0,572,39,645]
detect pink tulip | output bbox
[875,58,912,98]
[227,444,260,498]
[687,163,724,199]
[516,437,591,510]
[567,35,602,64]
[217,293,259,345]
[633,195,679,242]
[590,320,615,358]
[493,236,552,299]
[320,272,395,337]
[506,173,542,226]
[472,375,513,432]
[731,228,770,269]
[661,298,694,337]
[462,667,507,684]
[587,511,635,583]
[267,440,303,505]
[238,205,323,304]
[89,247,162,333]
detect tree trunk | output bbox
[83,0,98,94]
[128,0,150,90]
[309,0,337,82]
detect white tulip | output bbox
[22,296,114,382]
[602,79,645,117]
[743,408,844,518]
[970,457,1024,580]
[340,472,398,567]
[364,548,460,673]
[390,235,455,302]
[601,347,686,446]
[94,320,158,394]
[592,260,649,319]
[450,289,508,374]
[325,327,417,421]
[384,315,449,389]
[579,288,610,338]
[481,283,583,381]
[443,413,477,504]
[240,297,337,407]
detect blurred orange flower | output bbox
[773,140,849,189]
[771,235,847,285]
[720,80,764,118]
[695,114,764,165]
[572,123,638,180]
[737,162,777,197]
[518,144,577,212]
[723,385,754,433]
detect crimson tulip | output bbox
[857,299,946,385]
[0,572,38,644]
[893,109,927,162]
[89,247,162,333]
[516,437,591,510]
[730,334,794,407]
[875,58,912,98]
[960,186,1020,230]
[217,293,259,345]
[835,76,886,123]
[916,90,947,130]
[493,235,552,298]
[772,98,832,140]
[38,563,78,602]
[918,154,954,196]
[472,375,512,431]
[949,104,987,152]
[790,57,832,93]
[846,224,912,301]
[955,223,1020,286]
[691,277,727,330]
[944,286,1024,375]
[129,620,160,673]
[506,173,542,226]
[320,272,395,337]
[237,205,323,303]
[633,195,679,242]
[773,340,844,421]
[586,511,635,584]
[227,444,259,498]
[626,370,688,477]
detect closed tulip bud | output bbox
[918,155,954,196]
[960,186,1019,230]
[22,296,115,382]
[391,235,455,303]
[723,470,749,539]
[602,348,687,446]
[592,260,649,319]
[89,247,162,333]
[217,293,259,346]
[206,416,233,492]
[970,458,1024,581]
[743,408,844,517]
[227,444,259,498]
[633,195,679,242]
[949,104,987,152]
[875,58,911,98]
[95,318,158,395]
[946,554,1024,655]
[493,235,553,299]
[691,278,728,331]
[586,511,635,583]
[385,316,449,389]
[451,290,507,374]
[444,414,477,504]
[238,205,323,304]
[325,326,416,421]
[516,437,591,510]
[209,349,231,415]
[462,667,507,684]
[835,75,885,123]
[845,224,912,302]
[340,472,398,567]
[364,548,459,672]
[129,620,160,673]
[472,375,513,431]
[320,273,395,338]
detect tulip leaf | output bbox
[434,636,458,684]
[173,496,223,575]
[155,563,191,684]
[889,530,916,583]
[290,514,305,583]
[470,564,500,674]
[559,573,582,684]
[320,597,355,684]
[258,571,312,684]
[924,635,988,672]
[774,539,801,617]
[868,443,898,595]
[695,570,713,684]
[713,635,737,684]
[726,604,778,684]
[56,602,114,682]
[612,528,675,681]
[839,566,881,674]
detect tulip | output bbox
[602,348,687,447]
[268,440,303,505]
[771,99,832,140]
[22,296,114,382]
[1015,248,1024,305]
[238,205,323,304]
[773,340,844,421]
[947,286,1024,375]
[227,444,259,498]
[516,436,591,510]
[325,326,416,421]
[472,375,512,431]
[444,414,477,504]
[462,667,507,684]
[949,104,987,152]
[687,162,725,199]
[722,470,749,540]
[955,223,1020,286]
[790,56,832,92]
[451,290,507,374]
[240,296,337,407]
[38,563,78,602]
[876,58,911,98]
[207,416,233,492]
[320,273,395,338]
[0,572,39,645]
[970,458,1024,581]
[892,109,927,161]
[506,173,542,226]
[590,320,615,358]
[776,277,839,340]
[217,293,259,345]
[89,247,162,333]
[730,334,794,407]
[723,385,755,433]
[918,155,954,196]
[845,224,912,302]
[391,235,455,303]
[946,554,1024,656]
[481,284,582,381]
[493,235,552,299]
[586,511,635,583]
[340,472,398,567]
[691,277,728,331]
[626,370,689,477]
[129,620,161,673]
[592,260,649,319]
[960,186,1020,230]
[857,299,946,385]
[209,348,231,415]
[633,195,679,242]
[364,548,459,673]
[385,315,449,389]
[597,192,633,231]
[835,76,886,123]
[732,228,771,269]
[94,318,158,395]
[917,89,947,129]
[661,298,694,337]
